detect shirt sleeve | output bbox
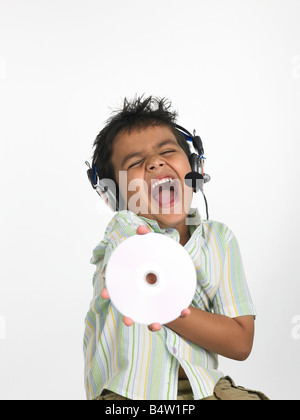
[212,231,257,318]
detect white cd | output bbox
[105,232,197,325]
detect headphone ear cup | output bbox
[96,180,119,211]
[188,153,200,173]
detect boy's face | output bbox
[111,125,193,230]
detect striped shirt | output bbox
[83,208,256,400]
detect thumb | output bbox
[136,225,151,235]
[101,288,109,300]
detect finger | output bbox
[136,225,151,235]
[148,323,162,332]
[123,316,134,327]
[180,308,191,318]
[101,288,109,300]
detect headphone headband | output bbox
[175,124,194,139]
[175,124,205,156]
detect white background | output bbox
[0,0,299,400]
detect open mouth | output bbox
[150,177,180,208]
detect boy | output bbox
[83,96,269,400]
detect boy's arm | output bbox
[165,309,255,361]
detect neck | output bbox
[176,224,191,247]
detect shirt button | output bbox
[172,347,177,355]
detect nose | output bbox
[146,155,165,172]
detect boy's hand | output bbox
[101,225,191,332]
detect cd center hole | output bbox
[145,272,158,286]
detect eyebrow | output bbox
[121,139,178,168]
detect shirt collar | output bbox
[91,208,204,265]
[138,207,204,239]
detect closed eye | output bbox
[128,160,143,169]
[161,150,176,155]
[128,151,176,169]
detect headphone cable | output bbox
[203,192,209,220]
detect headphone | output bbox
[85,124,211,219]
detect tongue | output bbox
[159,189,175,205]
[152,185,176,206]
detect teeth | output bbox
[151,177,174,190]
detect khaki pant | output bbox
[96,376,269,401]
